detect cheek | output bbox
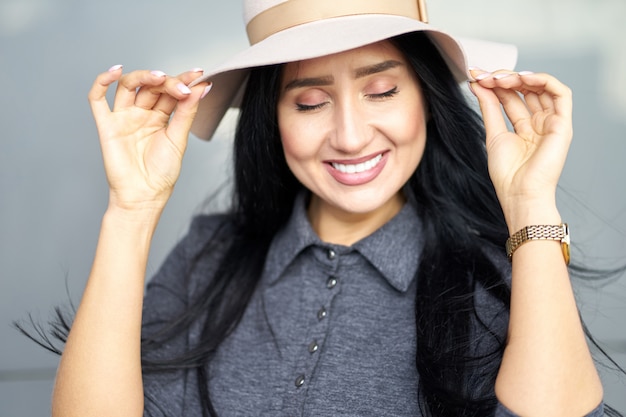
[279,116,323,165]
[279,126,305,164]
[386,108,428,149]
[280,133,323,192]
[387,107,428,172]
[278,113,299,163]
[279,128,321,190]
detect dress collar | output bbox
[263,192,423,293]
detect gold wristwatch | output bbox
[505,223,570,265]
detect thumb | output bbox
[166,83,212,148]
[469,81,508,147]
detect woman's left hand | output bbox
[469,70,573,231]
[471,71,605,416]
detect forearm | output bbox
[52,206,162,417]
[495,203,603,416]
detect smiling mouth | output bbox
[330,154,383,174]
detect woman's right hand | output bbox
[52,67,210,417]
[88,66,211,212]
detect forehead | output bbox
[281,40,406,77]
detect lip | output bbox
[324,151,389,186]
[326,151,384,165]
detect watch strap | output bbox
[506,223,570,264]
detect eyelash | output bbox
[296,102,326,112]
[367,86,399,100]
[295,86,399,112]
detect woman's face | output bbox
[277,40,428,230]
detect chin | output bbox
[318,187,404,216]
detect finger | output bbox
[177,68,206,85]
[165,82,212,149]
[522,91,543,114]
[133,70,169,109]
[88,65,123,122]
[537,90,556,114]
[134,68,205,111]
[470,70,530,133]
[153,68,205,114]
[519,72,572,117]
[152,94,178,115]
[112,70,168,110]
[471,69,523,90]
[491,87,532,134]
[469,80,509,142]
[151,81,193,115]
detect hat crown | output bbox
[243,0,288,25]
[244,0,428,45]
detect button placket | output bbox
[292,247,341,397]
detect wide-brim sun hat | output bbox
[189,0,518,141]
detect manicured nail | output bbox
[190,67,204,73]
[468,66,484,72]
[108,64,123,72]
[151,70,167,77]
[177,83,192,95]
[200,83,213,99]
[467,81,477,96]
[493,72,515,80]
[518,71,535,76]
[474,72,492,81]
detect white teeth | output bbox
[332,154,382,174]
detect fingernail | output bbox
[190,67,204,73]
[108,64,123,72]
[474,72,492,81]
[518,71,535,76]
[177,83,192,95]
[200,83,213,99]
[468,66,484,72]
[151,70,167,77]
[467,81,477,96]
[493,73,515,80]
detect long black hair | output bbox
[18,31,625,416]
[153,31,513,416]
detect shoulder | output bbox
[177,213,236,259]
[145,213,236,295]
[142,213,236,329]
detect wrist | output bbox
[103,204,164,233]
[502,197,561,235]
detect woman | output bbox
[46,0,606,416]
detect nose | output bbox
[329,99,374,154]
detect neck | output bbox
[307,193,405,246]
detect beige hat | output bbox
[190,0,517,140]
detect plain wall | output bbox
[1,0,624,415]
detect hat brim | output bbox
[190,14,517,140]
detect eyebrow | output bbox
[284,75,334,91]
[283,60,404,92]
[354,60,404,78]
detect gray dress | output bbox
[141,194,603,417]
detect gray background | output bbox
[1,0,625,415]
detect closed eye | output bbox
[367,86,399,100]
[296,102,328,112]
[295,86,398,111]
